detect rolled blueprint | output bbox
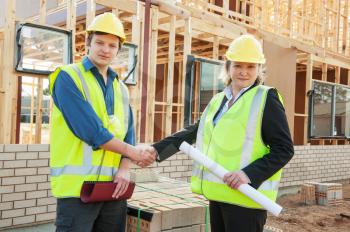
[179,142,283,216]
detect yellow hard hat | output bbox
[225,34,265,64]
[87,12,126,44]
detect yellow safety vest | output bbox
[191,85,282,209]
[49,62,129,198]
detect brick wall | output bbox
[1,144,350,229]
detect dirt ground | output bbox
[266,183,350,232]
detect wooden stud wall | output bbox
[1,0,350,144]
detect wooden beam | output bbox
[304,54,313,144]
[1,0,16,143]
[96,0,137,14]
[146,7,159,142]
[321,63,327,81]
[335,66,341,84]
[67,0,77,62]
[165,15,176,137]
[181,17,192,129]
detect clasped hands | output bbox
[130,144,157,168]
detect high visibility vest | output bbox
[191,85,282,209]
[49,62,129,198]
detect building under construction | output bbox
[0,0,349,231]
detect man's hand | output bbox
[112,158,131,199]
[133,145,157,168]
[223,170,251,189]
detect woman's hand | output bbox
[223,170,251,189]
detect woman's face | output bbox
[229,61,258,91]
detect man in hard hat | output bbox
[49,12,156,231]
[152,34,294,232]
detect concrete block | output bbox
[4,144,27,152]
[2,176,25,185]
[14,199,36,209]
[38,167,50,175]
[26,190,47,199]
[26,175,47,183]
[0,219,12,228]
[0,168,14,177]
[13,215,35,225]
[47,204,56,212]
[3,160,27,168]
[39,152,50,159]
[15,168,37,176]
[2,192,25,202]
[0,202,14,211]
[16,152,39,160]
[0,185,14,194]
[15,183,37,192]
[38,182,51,190]
[0,153,15,160]
[0,144,4,152]
[2,209,25,218]
[27,159,49,167]
[36,212,55,221]
[28,144,49,152]
[26,206,47,215]
[37,197,56,206]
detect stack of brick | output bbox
[303,182,343,206]
[126,177,209,232]
[300,183,316,205]
[315,183,342,206]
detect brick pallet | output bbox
[126,177,210,232]
[305,182,343,206]
[300,183,316,205]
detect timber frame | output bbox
[1,0,350,145]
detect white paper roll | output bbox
[179,142,282,216]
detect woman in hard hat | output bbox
[152,34,294,232]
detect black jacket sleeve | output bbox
[242,89,294,189]
[152,121,199,162]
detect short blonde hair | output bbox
[222,60,266,87]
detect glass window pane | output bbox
[199,61,224,112]
[335,86,350,137]
[312,82,333,136]
[16,23,71,74]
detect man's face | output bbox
[88,33,120,68]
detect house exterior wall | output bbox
[0,144,350,229]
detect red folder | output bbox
[80,181,135,203]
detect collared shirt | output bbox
[213,84,253,125]
[52,56,135,150]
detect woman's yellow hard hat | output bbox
[86,12,126,44]
[226,34,265,64]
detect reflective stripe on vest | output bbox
[191,85,281,207]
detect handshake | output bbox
[129,144,158,168]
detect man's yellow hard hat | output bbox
[226,34,265,64]
[86,12,126,44]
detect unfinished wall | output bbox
[1,144,350,229]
